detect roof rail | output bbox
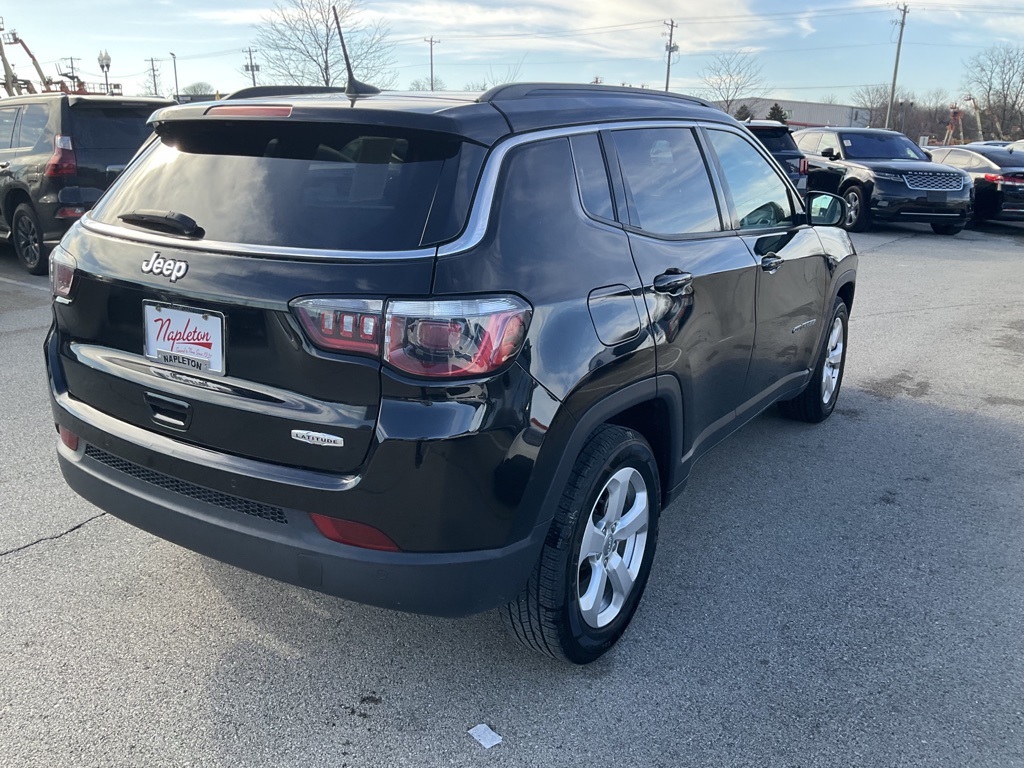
[224,85,349,101]
[478,82,716,110]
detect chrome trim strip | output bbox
[898,212,961,217]
[53,389,361,492]
[80,216,436,262]
[437,119,705,256]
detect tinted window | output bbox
[794,132,821,153]
[0,107,18,149]
[940,150,970,169]
[928,148,949,163]
[92,120,481,252]
[16,103,50,151]
[708,130,796,231]
[970,149,1024,168]
[840,132,928,160]
[750,127,798,153]
[570,134,614,220]
[819,133,841,155]
[69,107,157,150]
[612,127,720,236]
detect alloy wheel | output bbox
[15,214,41,269]
[576,466,650,629]
[822,316,844,404]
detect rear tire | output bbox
[841,186,870,232]
[12,203,48,275]
[779,298,848,423]
[931,223,963,235]
[502,425,661,664]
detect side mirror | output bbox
[807,191,846,227]
[820,147,837,160]
[923,149,933,160]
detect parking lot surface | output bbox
[1,222,1023,767]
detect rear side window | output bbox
[750,128,798,153]
[16,103,50,151]
[794,132,821,153]
[569,133,614,221]
[91,121,484,252]
[0,107,17,148]
[612,127,720,236]
[70,107,156,150]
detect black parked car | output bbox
[793,126,973,234]
[929,144,1024,222]
[0,93,172,274]
[746,120,808,194]
[47,84,857,663]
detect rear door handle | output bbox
[761,254,784,273]
[653,271,694,295]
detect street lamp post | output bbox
[169,52,179,101]
[97,50,111,94]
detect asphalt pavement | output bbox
[1,222,1022,767]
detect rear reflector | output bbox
[310,513,400,551]
[49,248,77,301]
[58,425,79,451]
[206,105,293,117]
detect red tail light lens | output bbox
[984,173,1024,186]
[206,105,293,118]
[310,513,400,551]
[799,158,809,175]
[45,135,77,178]
[58,425,79,451]
[49,247,77,301]
[384,296,532,378]
[291,298,383,356]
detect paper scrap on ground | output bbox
[468,723,502,749]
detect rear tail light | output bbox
[44,135,77,178]
[798,157,809,175]
[384,296,531,378]
[310,513,400,551]
[290,295,532,378]
[49,247,77,302]
[984,173,1024,186]
[292,298,383,356]
[55,206,86,220]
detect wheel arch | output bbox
[3,186,33,228]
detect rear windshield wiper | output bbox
[118,209,204,238]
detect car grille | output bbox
[902,172,964,191]
[84,444,289,525]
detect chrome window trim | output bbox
[80,216,437,262]
[437,119,712,256]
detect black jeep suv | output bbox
[47,84,857,663]
[793,126,973,234]
[0,93,172,274]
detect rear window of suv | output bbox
[749,127,798,153]
[91,120,485,252]
[70,107,159,150]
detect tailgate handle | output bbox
[144,391,192,430]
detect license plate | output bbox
[927,191,947,203]
[144,303,225,375]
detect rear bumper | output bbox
[56,437,547,617]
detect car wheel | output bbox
[502,424,661,664]
[930,223,963,235]
[779,298,849,423]
[841,186,870,232]
[12,203,48,275]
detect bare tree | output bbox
[409,76,446,91]
[852,83,904,128]
[140,71,164,98]
[253,0,397,90]
[698,52,768,115]
[181,81,214,95]
[963,45,1024,140]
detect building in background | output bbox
[725,98,871,128]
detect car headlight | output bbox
[875,172,904,182]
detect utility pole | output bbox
[884,3,909,130]
[244,47,259,87]
[424,36,440,91]
[169,52,179,101]
[146,57,159,95]
[663,20,678,93]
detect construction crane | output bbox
[963,94,985,142]
[0,16,19,96]
[3,30,53,92]
[941,103,965,146]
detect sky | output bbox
[1,0,1022,106]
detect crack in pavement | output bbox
[0,512,108,558]
[855,233,918,254]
